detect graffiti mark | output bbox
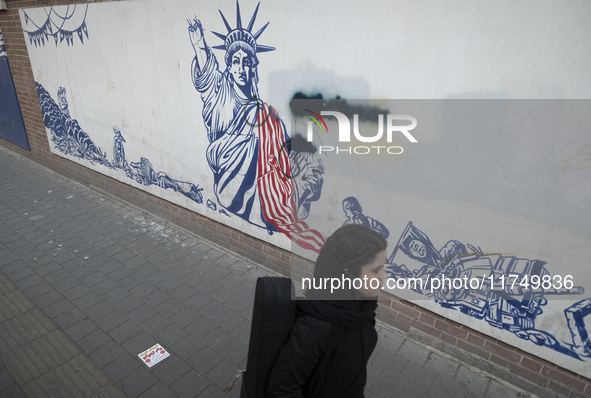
[559,145,591,170]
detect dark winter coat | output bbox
[267,298,378,398]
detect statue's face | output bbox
[229,49,252,87]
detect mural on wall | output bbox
[22,4,89,47]
[342,196,390,238]
[36,82,204,204]
[187,3,325,252]
[20,0,591,378]
[0,28,30,150]
[385,221,590,361]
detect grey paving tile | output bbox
[90,278,120,296]
[72,290,103,310]
[155,297,184,318]
[119,364,158,397]
[53,307,87,330]
[137,318,172,340]
[171,369,211,398]
[89,340,127,368]
[398,362,437,393]
[108,320,144,344]
[112,295,144,315]
[455,366,491,397]
[64,318,99,342]
[138,381,178,398]
[485,379,528,398]
[428,376,472,398]
[84,300,116,321]
[120,331,159,357]
[103,286,132,304]
[169,306,200,328]
[397,339,431,366]
[43,297,76,318]
[154,324,189,348]
[168,333,203,362]
[423,352,461,382]
[186,316,218,340]
[77,328,114,354]
[0,382,28,398]
[103,352,142,383]
[95,310,129,331]
[206,358,240,391]
[127,305,160,324]
[201,327,236,352]
[150,355,192,385]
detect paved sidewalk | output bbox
[0,145,540,398]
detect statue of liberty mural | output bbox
[187,2,325,252]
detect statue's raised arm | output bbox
[187,17,208,72]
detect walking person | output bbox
[267,224,388,397]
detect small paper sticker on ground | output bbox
[138,343,170,368]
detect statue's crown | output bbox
[212,1,275,54]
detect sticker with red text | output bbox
[138,343,170,368]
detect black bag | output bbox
[240,277,296,398]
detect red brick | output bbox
[542,366,587,393]
[489,354,509,367]
[411,318,442,338]
[547,380,571,397]
[520,356,543,373]
[440,332,457,345]
[466,332,486,347]
[483,341,521,363]
[434,319,464,338]
[391,300,420,318]
[457,340,490,360]
[509,363,547,387]
[417,311,436,326]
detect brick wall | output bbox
[1,1,590,396]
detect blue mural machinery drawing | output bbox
[35,82,203,205]
[387,221,590,361]
[22,5,89,47]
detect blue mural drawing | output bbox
[386,221,590,361]
[35,82,204,205]
[342,196,389,238]
[289,134,325,220]
[188,2,325,252]
[0,29,30,150]
[22,5,89,47]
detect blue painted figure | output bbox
[112,128,127,170]
[187,2,324,252]
[342,196,390,238]
[291,151,324,220]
